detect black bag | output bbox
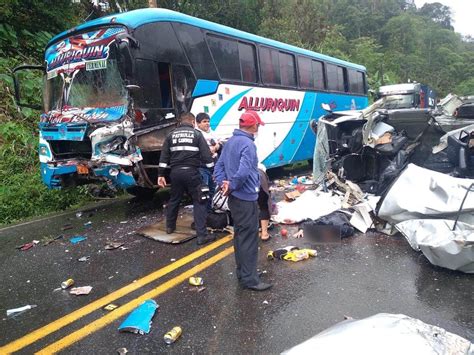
[206,212,229,230]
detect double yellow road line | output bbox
[0,235,234,354]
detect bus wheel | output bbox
[126,186,156,200]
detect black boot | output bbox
[196,234,216,245]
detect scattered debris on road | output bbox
[189,277,204,286]
[70,236,87,244]
[69,286,93,295]
[61,224,73,231]
[104,304,119,311]
[118,299,158,335]
[61,278,74,289]
[16,240,39,251]
[6,304,37,316]
[105,241,125,250]
[164,326,182,344]
[41,234,63,246]
[267,246,317,262]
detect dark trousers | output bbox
[199,167,215,211]
[167,168,208,238]
[228,195,260,287]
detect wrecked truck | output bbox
[312,95,474,194]
[376,82,436,109]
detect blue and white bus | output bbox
[13,8,368,195]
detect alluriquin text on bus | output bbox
[238,96,301,112]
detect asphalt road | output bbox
[0,194,473,354]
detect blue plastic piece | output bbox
[93,166,137,189]
[70,236,87,244]
[48,9,365,71]
[192,80,219,98]
[40,163,77,189]
[118,299,158,334]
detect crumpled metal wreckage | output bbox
[313,94,474,198]
[378,164,474,273]
[282,313,473,355]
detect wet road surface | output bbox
[0,195,473,354]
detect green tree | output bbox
[454,78,474,96]
[418,2,453,30]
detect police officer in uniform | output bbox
[157,112,216,245]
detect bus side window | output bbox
[172,64,196,114]
[298,57,312,88]
[327,63,345,92]
[238,42,257,83]
[207,34,241,81]
[348,69,365,94]
[279,52,296,87]
[173,23,219,80]
[260,47,280,85]
[341,67,349,92]
[312,60,325,90]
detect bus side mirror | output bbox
[115,34,139,81]
[12,64,45,110]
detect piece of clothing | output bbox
[228,195,260,287]
[257,168,272,220]
[158,123,214,176]
[166,167,208,238]
[214,129,260,201]
[301,210,355,238]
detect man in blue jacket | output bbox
[214,111,272,291]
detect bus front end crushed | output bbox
[39,113,142,189]
[39,26,145,190]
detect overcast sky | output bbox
[414,0,474,37]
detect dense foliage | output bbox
[1,0,473,224]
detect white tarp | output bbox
[378,164,474,224]
[272,190,341,224]
[282,313,473,355]
[396,219,474,273]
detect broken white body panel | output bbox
[282,313,473,355]
[396,219,474,273]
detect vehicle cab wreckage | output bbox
[313,94,474,195]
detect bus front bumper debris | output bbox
[40,162,136,189]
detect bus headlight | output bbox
[39,146,49,156]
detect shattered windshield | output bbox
[43,27,128,113]
[381,94,415,109]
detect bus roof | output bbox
[49,8,365,71]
